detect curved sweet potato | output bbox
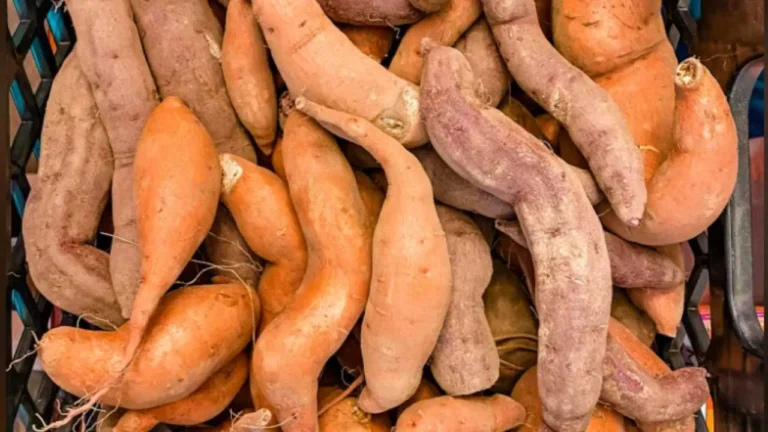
[22,54,123,327]
[627,244,685,337]
[421,42,611,432]
[484,0,646,226]
[112,353,248,432]
[602,59,738,245]
[454,19,510,107]
[254,0,429,147]
[219,154,307,327]
[222,0,277,154]
[389,0,482,84]
[67,0,158,318]
[341,26,397,63]
[316,0,424,25]
[431,205,498,395]
[295,97,452,413]
[394,395,526,431]
[250,111,372,431]
[38,282,259,409]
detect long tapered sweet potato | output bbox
[219,154,307,327]
[67,0,159,319]
[316,0,424,25]
[222,0,277,154]
[512,366,628,432]
[112,353,248,432]
[484,0,646,226]
[341,25,396,64]
[421,42,611,432]
[254,0,428,147]
[23,54,123,327]
[601,59,738,245]
[627,244,685,337]
[454,19,510,107]
[394,395,526,432]
[295,97,452,414]
[389,0,482,84]
[250,111,372,431]
[127,97,222,369]
[39,282,259,409]
[497,221,685,289]
[431,205,498,395]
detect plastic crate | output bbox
[2,0,763,431]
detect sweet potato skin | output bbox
[22,54,123,327]
[341,25,397,63]
[39,283,259,409]
[409,0,450,12]
[430,205,497,395]
[627,244,685,337]
[454,19,510,107]
[316,0,424,25]
[394,395,526,432]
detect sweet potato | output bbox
[389,0,482,84]
[498,95,545,139]
[38,282,259,409]
[254,0,429,147]
[295,97,452,413]
[431,205,498,395]
[202,210,262,287]
[602,318,710,424]
[219,153,307,327]
[421,43,611,432]
[394,395,526,431]
[483,261,537,394]
[318,388,392,432]
[410,0,450,12]
[611,288,656,346]
[222,0,277,154]
[271,137,286,181]
[497,221,685,289]
[112,353,248,432]
[627,244,685,337]
[22,54,123,327]
[454,19,510,107]
[536,114,561,145]
[67,0,158,318]
[126,96,222,370]
[341,25,397,63]
[316,0,424,25]
[354,171,386,226]
[512,366,628,432]
[250,111,372,431]
[601,59,738,245]
[484,0,646,226]
[397,379,443,415]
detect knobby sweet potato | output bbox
[341,25,397,64]
[454,19,510,107]
[254,0,429,147]
[316,0,424,25]
[222,0,277,154]
[219,153,307,327]
[112,353,248,432]
[409,0,450,12]
[394,395,526,431]
[67,0,158,318]
[39,282,259,409]
[295,97,452,413]
[431,205,498,395]
[627,244,685,337]
[250,111,372,431]
[23,54,123,327]
[389,0,482,84]
[484,0,646,226]
[601,59,738,245]
[318,388,392,432]
[421,42,611,432]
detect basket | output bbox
[2,0,763,430]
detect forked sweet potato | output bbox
[431,205,498,395]
[421,42,611,432]
[254,0,429,147]
[38,282,259,409]
[295,97,452,413]
[250,111,372,431]
[454,19,510,107]
[67,0,158,318]
[222,0,277,154]
[112,353,248,432]
[341,26,397,63]
[484,0,646,226]
[219,154,307,327]
[389,0,482,84]
[316,0,424,25]
[23,54,123,326]
[394,395,526,431]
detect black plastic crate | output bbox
[2,0,763,431]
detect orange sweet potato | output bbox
[341,26,397,64]
[454,19,510,107]
[250,111,372,431]
[354,171,386,226]
[394,394,526,431]
[611,288,656,346]
[254,0,429,147]
[318,388,392,432]
[112,353,248,432]
[535,114,561,146]
[397,379,443,415]
[38,282,259,409]
[410,0,450,12]
[219,153,307,327]
[271,137,286,181]
[295,97,452,413]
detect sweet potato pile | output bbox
[25,0,736,430]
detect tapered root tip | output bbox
[420,38,440,57]
[675,58,704,88]
[219,154,243,195]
